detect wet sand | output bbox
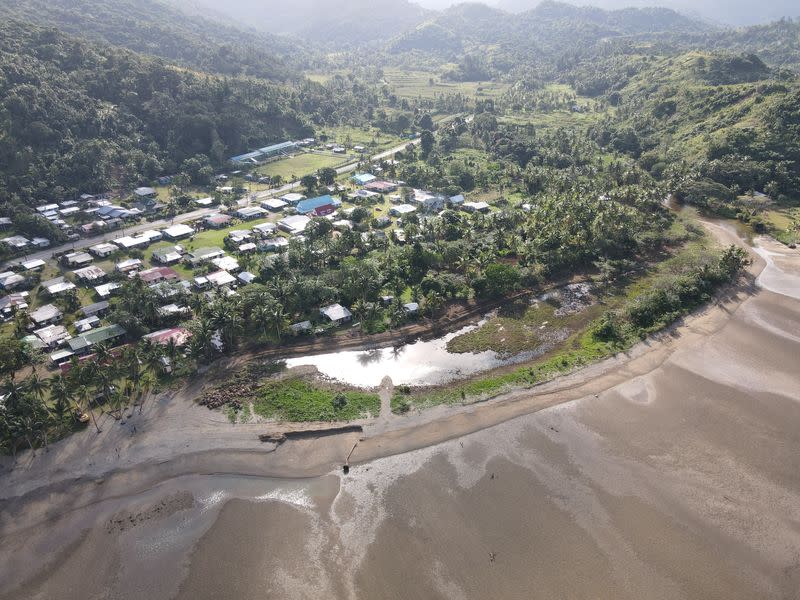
[2,234,800,599]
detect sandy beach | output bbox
[2,227,800,600]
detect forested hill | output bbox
[586,51,800,208]
[0,0,312,81]
[0,19,318,206]
[388,1,709,76]
[169,0,431,45]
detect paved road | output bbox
[6,116,467,269]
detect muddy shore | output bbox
[2,226,800,600]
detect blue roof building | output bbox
[449,194,465,206]
[352,173,377,186]
[296,195,342,215]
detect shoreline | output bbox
[2,221,800,600]
[0,221,768,526]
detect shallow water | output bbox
[285,319,537,387]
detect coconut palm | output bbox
[49,375,74,432]
[25,372,48,405]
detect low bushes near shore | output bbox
[394,244,750,413]
[199,364,380,423]
[252,377,380,422]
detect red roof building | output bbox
[138,267,180,285]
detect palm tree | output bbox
[25,373,48,405]
[188,317,215,363]
[49,375,74,433]
[424,291,445,322]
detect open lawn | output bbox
[316,125,405,152]
[383,68,509,100]
[255,152,351,182]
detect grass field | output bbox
[316,125,406,152]
[255,152,351,181]
[383,68,509,100]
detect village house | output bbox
[211,256,240,272]
[389,204,416,217]
[206,270,237,288]
[59,206,81,217]
[152,247,183,265]
[348,189,380,201]
[449,194,465,207]
[0,272,26,291]
[34,324,71,348]
[21,259,46,272]
[352,173,377,186]
[115,258,143,274]
[260,198,288,212]
[63,252,94,268]
[89,242,118,258]
[81,301,110,319]
[133,187,157,199]
[151,280,191,300]
[320,303,352,325]
[260,237,290,252]
[94,282,120,299]
[364,180,398,194]
[403,302,420,315]
[290,320,312,335]
[114,235,150,251]
[42,277,77,296]
[462,201,491,214]
[2,236,30,251]
[73,265,107,283]
[74,316,101,334]
[279,193,305,205]
[81,221,107,235]
[204,214,232,229]
[295,195,341,216]
[49,349,74,367]
[29,304,63,328]
[278,215,311,235]
[0,292,29,318]
[189,247,226,266]
[235,206,268,221]
[237,271,257,285]
[68,324,126,355]
[138,266,180,285]
[144,327,192,347]
[252,222,277,237]
[157,304,188,319]
[162,224,194,241]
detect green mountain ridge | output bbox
[0,19,317,207]
[0,0,313,81]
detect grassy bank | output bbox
[252,377,379,422]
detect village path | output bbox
[374,375,395,430]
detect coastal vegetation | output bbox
[394,241,751,412]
